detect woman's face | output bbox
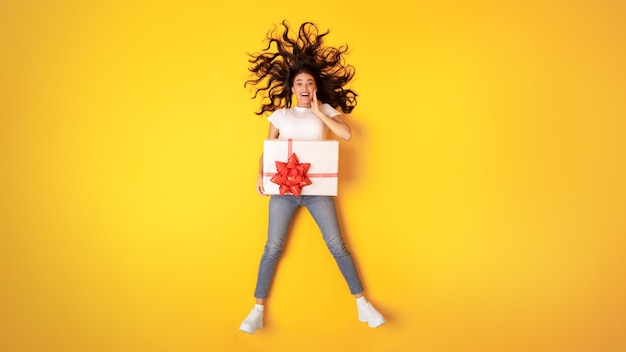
[292,72,317,107]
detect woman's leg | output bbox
[304,196,364,295]
[304,196,384,328]
[241,195,300,334]
[253,195,300,300]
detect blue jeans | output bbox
[254,195,364,299]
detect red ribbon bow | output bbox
[270,153,312,197]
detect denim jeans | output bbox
[254,195,364,299]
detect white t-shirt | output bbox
[268,104,341,141]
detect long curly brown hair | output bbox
[245,20,358,115]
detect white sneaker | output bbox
[239,307,264,334]
[358,302,385,328]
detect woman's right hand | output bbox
[257,124,279,196]
[257,174,268,196]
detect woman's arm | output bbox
[318,113,351,141]
[256,123,280,196]
[311,91,352,141]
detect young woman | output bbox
[239,21,384,334]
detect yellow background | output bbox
[1,1,625,351]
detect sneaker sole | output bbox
[367,319,385,328]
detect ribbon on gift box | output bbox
[270,153,311,196]
[264,139,338,197]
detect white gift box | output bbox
[263,139,339,196]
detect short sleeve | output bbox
[267,109,283,129]
[321,104,341,118]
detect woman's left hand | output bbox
[311,90,322,116]
[310,89,352,140]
